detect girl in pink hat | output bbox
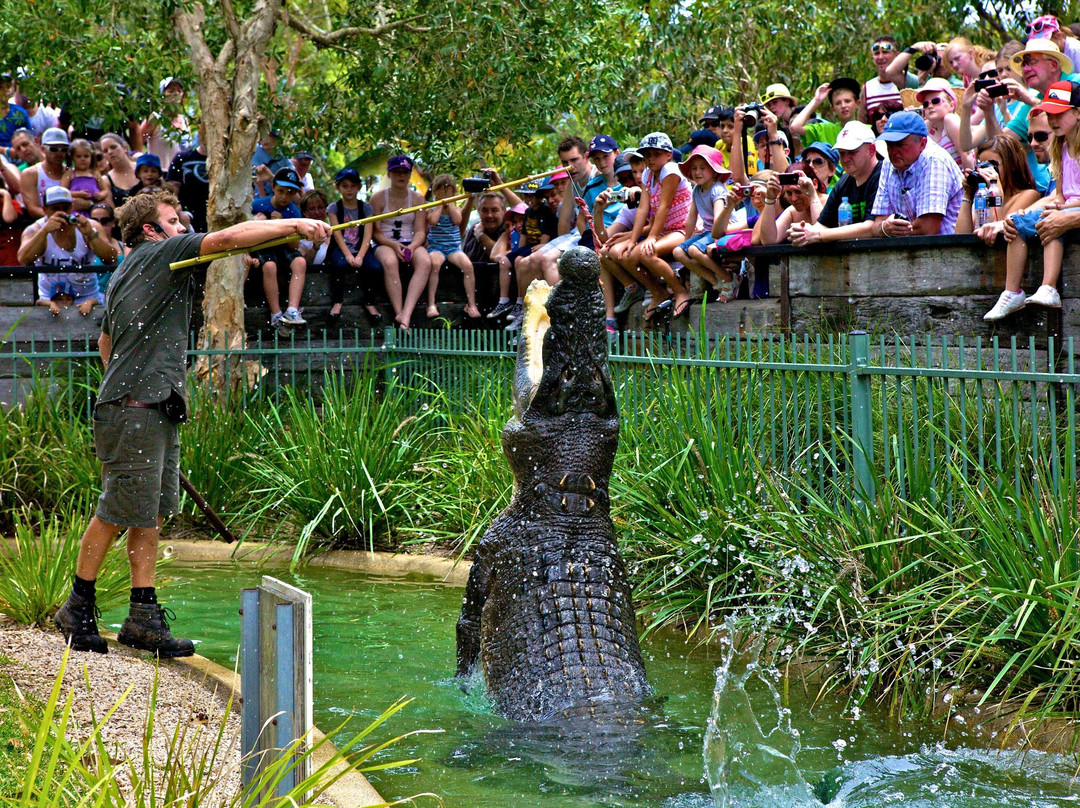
[673,146,733,296]
[916,79,973,170]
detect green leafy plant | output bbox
[0,508,135,626]
[246,368,436,563]
[399,398,513,557]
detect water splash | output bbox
[704,619,823,808]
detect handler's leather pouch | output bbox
[161,390,188,425]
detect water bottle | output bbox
[837,196,853,227]
[973,183,990,228]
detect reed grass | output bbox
[0,507,135,626]
[398,393,513,556]
[244,367,436,564]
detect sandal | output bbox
[670,298,692,319]
[643,297,671,322]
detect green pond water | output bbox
[101,563,1080,808]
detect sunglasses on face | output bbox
[806,157,828,167]
[922,96,946,108]
[1021,54,1052,67]
[92,216,113,224]
[871,43,895,54]
[46,145,68,154]
[1030,19,1058,34]
[1028,130,1052,143]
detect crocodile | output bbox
[455,246,650,722]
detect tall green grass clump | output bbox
[0,380,100,525]
[399,390,513,556]
[0,506,135,626]
[179,384,269,527]
[247,368,436,563]
[613,364,788,636]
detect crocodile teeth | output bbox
[558,474,569,489]
[586,498,595,511]
[584,475,596,490]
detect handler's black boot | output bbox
[117,603,194,658]
[54,592,108,654]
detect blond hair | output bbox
[1050,119,1080,186]
[118,188,181,247]
[947,37,996,71]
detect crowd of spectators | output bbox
[5,17,1080,329]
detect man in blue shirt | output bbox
[251,167,307,326]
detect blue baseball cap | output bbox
[135,153,161,171]
[588,134,619,155]
[802,141,840,166]
[273,167,303,190]
[537,176,556,192]
[334,167,361,184]
[876,110,928,142]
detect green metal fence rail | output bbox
[3,328,1077,509]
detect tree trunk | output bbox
[173,0,283,392]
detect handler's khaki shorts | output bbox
[93,403,180,529]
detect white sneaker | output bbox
[983,290,1026,321]
[280,308,307,326]
[1026,284,1061,308]
[270,311,283,327]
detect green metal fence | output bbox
[3,327,1077,507]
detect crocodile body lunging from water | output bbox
[455,246,650,722]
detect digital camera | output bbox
[740,102,766,130]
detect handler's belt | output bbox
[103,396,165,411]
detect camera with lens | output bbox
[739,102,766,130]
[914,49,940,72]
[739,185,753,198]
[66,214,79,225]
[965,167,988,192]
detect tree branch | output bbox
[282,7,430,49]
[173,4,215,76]
[218,0,243,42]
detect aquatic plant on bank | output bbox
[0,506,139,626]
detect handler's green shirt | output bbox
[98,233,205,406]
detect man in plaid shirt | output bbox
[871,111,965,236]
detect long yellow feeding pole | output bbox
[169,166,566,271]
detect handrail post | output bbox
[849,330,875,503]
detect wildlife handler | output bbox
[54,188,331,656]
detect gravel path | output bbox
[0,616,243,800]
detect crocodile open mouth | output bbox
[519,279,553,409]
